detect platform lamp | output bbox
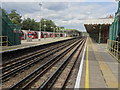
[60,28,64,37]
[55,27,58,38]
[53,27,56,39]
[44,24,46,40]
[51,27,53,38]
[38,2,42,41]
[44,19,47,39]
[58,27,60,38]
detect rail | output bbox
[8,38,81,90]
[1,39,77,82]
[107,39,120,62]
[39,39,85,89]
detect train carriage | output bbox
[21,30,64,40]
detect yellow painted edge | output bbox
[85,38,89,89]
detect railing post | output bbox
[117,41,119,60]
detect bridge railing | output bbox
[107,39,120,62]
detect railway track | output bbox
[6,38,86,90]
[1,38,78,82]
[39,39,85,90]
[2,38,76,67]
[51,40,85,89]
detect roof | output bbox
[84,18,114,25]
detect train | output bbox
[21,30,65,40]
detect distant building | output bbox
[63,29,82,37]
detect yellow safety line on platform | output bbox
[85,38,89,89]
[89,38,118,88]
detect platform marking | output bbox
[85,39,89,89]
[74,38,87,89]
[89,38,118,88]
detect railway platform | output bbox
[78,37,119,88]
[1,37,73,53]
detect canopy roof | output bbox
[84,18,114,25]
[84,18,114,33]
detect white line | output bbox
[74,41,87,89]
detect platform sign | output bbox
[27,31,32,38]
[27,30,32,42]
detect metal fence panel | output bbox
[1,9,21,46]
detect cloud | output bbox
[44,2,68,11]
[2,2,117,31]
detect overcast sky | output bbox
[1,0,118,31]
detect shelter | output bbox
[84,18,114,43]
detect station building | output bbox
[84,1,120,61]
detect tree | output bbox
[40,19,57,32]
[3,9,64,31]
[21,18,39,30]
[8,10,22,26]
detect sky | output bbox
[1,0,118,31]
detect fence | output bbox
[1,9,21,46]
[0,36,8,46]
[107,39,120,62]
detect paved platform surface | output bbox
[80,37,119,88]
[1,37,73,53]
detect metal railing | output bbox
[0,36,8,46]
[107,39,120,62]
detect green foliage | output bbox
[4,9,65,32]
[21,18,39,31]
[40,18,57,32]
[8,10,22,26]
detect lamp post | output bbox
[43,19,47,40]
[38,2,42,41]
[54,27,56,39]
[59,28,61,38]
[61,29,62,37]
[58,27,60,38]
[44,24,46,40]
[51,27,53,38]
[55,27,58,38]
[98,25,102,44]
[59,27,61,38]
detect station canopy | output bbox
[84,18,114,33]
[84,18,114,43]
